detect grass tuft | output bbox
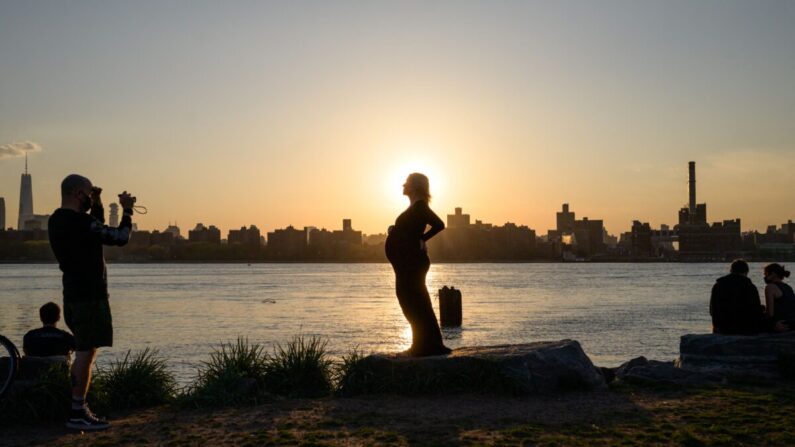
[0,362,71,425]
[264,335,333,398]
[182,337,270,407]
[92,348,176,411]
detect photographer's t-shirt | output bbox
[48,205,132,302]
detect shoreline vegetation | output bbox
[4,336,795,446]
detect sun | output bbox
[384,158,446,208]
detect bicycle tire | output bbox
[0,334,20,400]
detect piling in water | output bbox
[439,286,462,327]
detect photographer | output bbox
[48,174,135,431]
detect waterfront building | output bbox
[0,228,48,242]
[651,224,678,257]
[0,197,5,230]
[603,229,619,249]
[150,230,175,246]
[755,225,792,245]
[780,220,795,243]
[447,207,471,228]
[572,217,605,258]
[678,219,742,260]
[228,225,262,246]
[188,223,222,243]
[756,242,795,260]
[556,203,575,234]
[677,161,708,226]
[675,161,742,260]
[267,225,308,258]
[305,220,363,260]
[491,222,536,259]
[21,217,48,231]
[631,221,653,257]
[363,233,387,246]
[333,219,362,246]
[164,223,182,240]
[429,207,536,261]
[128,230,152,247]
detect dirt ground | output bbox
[4,385,794,446]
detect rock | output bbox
[599,366,616,384]
[678,332,795,380]
[338,340,606,396]
[614,356,721,386]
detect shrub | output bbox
[91,348,176,411]
[182,337,270,407]
[0,362,71,425]
[264,335,333,398]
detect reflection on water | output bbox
[0,262,768,385]
[398,325,412,351]
[441,327,463,340]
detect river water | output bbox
[0,262,775,385]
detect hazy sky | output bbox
[1,1,793,236]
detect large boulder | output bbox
[338,340,606,396]
[613,356,722,386]
[678,332,795,379]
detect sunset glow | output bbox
[1,2,793,236]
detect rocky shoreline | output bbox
[5,332,795,446]
[337,332,795,396]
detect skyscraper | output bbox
[109,203,119,227]
[18,154,33,230]
[0,197,5,230]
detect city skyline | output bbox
[2,156,793,239]
[1,2,794,235]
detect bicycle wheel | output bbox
[0,335,20,399]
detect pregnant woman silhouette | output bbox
[385,173,451,357]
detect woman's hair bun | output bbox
[764,263,790,279]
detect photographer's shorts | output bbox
[64,300,113,351]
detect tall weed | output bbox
[182,337,270,407]
[264,335,333,398]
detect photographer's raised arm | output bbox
[88,192,134,247]
[90,202,105,224]
[89,210,131,246]
[90,186,105,223]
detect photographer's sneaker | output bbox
[66,407,110,431]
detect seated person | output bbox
[23,302,76,357]
[710,259,773,335]
[764,263,795,330]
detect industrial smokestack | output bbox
[688,161,696,216]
